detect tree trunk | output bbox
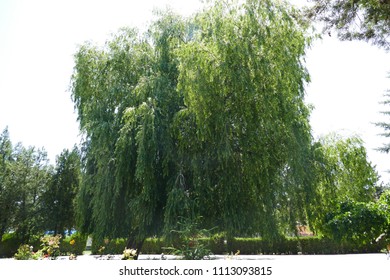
[126,235,145,260]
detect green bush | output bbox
[91,238,127,255]
[60,233,87,255]
[0,233,40,258]
[0,233,20,258]
[323,200,389,246]
[14,244,34,260]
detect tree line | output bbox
[0,127,80,243]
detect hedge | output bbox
[2,234,386,258]
[89,235,386,255]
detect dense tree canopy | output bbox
[309,134,381,233]
[305,0,390,50]
[0,128,15,238]
[0,127,81,244]
[1,0,389,259]
[72,0,316,248]
[0,128,52,242]
[42,147,81,235]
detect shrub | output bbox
[0,233,40,258]
[40,235,62,259]
[8,233,87,260]
[91,237,127,255]
[14,244,35,260]
[323,200,389,247]
[167,218,214,260]
[0,233,21,258]
[60,233,87,255]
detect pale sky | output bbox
[0,0,389,182]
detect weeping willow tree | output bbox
[71,0,316,255]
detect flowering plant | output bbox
[40,234,62,259]
[14,245,34,260]
[122,248,137,260]
[14,244,43,260]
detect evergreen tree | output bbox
[376,91,390,154]
[0,127,14,239]
[43,147,81,235]
[305,0,390,50]
[11,145,51,242]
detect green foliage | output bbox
[72,0,315,247]
[0,128,81,247]
[377,189,390,239]
[226,236,383,255]
[7,146,51,242]
[39,234,62,259]
[323,199,389,245]
[297,236,383,254]
[379,188,390,206]
[0,128,14,239]
[141,238,166,254]
[60,232,87,256]
[229,237,299,255]
[375,92,390,153]
[88,235,384,255]
[11,233,86,260]
[0,233,41,258]
[308,134,381,233]
[0,129,83,251]
[305,0,390,50]
[166,217,214,260]
[14,244,41,260]
[173,0,314,239]
[42,147,81,235]
[13,146,52,242]
[91,237,127,255]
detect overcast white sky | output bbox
[0,0,389,182]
